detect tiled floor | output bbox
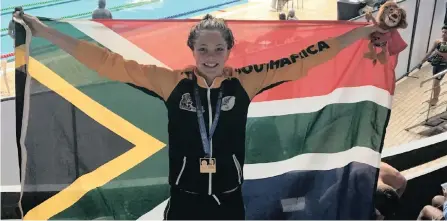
[384,65,447,148]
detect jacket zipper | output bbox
[175,156,187,185]
[202,78,216,195]
[232,154,242,184]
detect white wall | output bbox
[1,99,21,188]
[428,0,446,50]
[409,0,436,70]
[394,0,417,79]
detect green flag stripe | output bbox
[50,100,388,219]
[30,20,169,144]
[245,101,389,164]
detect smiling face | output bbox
[192,30,230,78]
[383,5,402,28]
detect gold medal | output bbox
[199,158,216,173]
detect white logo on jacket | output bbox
[221,96,236,111]
[179,93,199,112]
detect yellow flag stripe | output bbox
[15,47,161,146]
[15,48,166,220]
[24,145,156,220]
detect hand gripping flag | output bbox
[13,18,402,220]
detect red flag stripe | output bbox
[95,20,397,101]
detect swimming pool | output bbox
[1,0,247,57]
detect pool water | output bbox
[1,0,247,56]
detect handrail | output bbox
[420,68,447,87]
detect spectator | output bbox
[444,187,447,219]
[417,193,445,220]
[434,187,447,219]
[8,7,23,40]
[432,194,445,210]
[92,0,112,19]
[378,162,407,197]
[417,205,444,220]
[417,25,447,106]
[375,184,400,220]
[279,12,286,20]
[287,9,298,20]
[374,162,407,219]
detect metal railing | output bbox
[271,0,304,12]
[405,68,447,132]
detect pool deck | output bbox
[384,65,447,149]
[1,0,446,155]
[192,0,337,20]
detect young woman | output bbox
[418,25,447,106]
[16,12,386,220]
[444,188,447,220]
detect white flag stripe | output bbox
[248,86,392,118]
[66,20,171,69]
[243,146,380,180]
[0,177,168,193]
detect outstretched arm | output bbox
[17,13,180,101]
[237,24,383,99]
[418,40,439,68]
[336,24,380,50]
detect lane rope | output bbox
[1,53,15,59]
[1,0,81,16]
[1,0,159,32]
[2,0,74,12]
